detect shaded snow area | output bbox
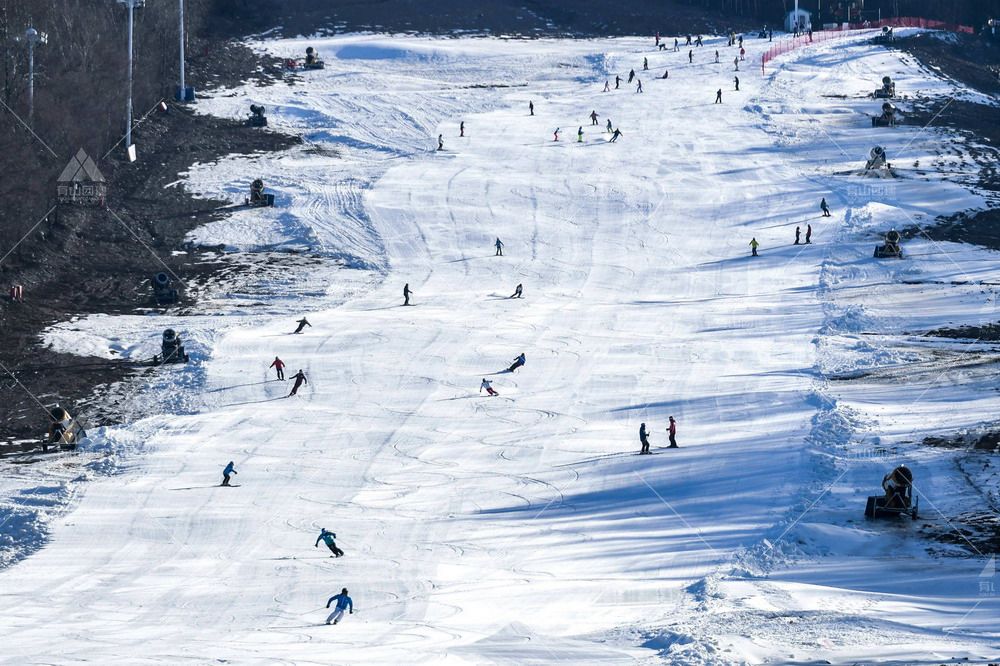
[2,31,1000,664]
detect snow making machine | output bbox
[247,178,275,207]
[302,46,325,70]
[865,465,919,520]
[874,75,896,99]
[864,145,892,176]
[873,26,895,44]
[874,229,903,258]
[43,406,87,453]
[247,104,268,127]
[871,102,898,127]
[153,328,190,365]
[151,271,180,306]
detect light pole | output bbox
[18,26,47,128]
[117,0,145,154]
[177,0,187,101]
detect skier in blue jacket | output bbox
[507,353,526,373]
[326,588,353,625]
[222,461,237,486]
[315,528,344,557]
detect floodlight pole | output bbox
[118,0,144,151]
[24,27,45,127]
[178,0,186,98]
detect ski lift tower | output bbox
[17,26,48,128]
[117,0,146,160]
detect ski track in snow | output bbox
[2,31,1000,664]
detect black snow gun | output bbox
[873,229,903,259]
[151,271,180,306]
[874,26,895,44]
[874,75,896,99]
[865,465,918,520]
[287,47,325,71]
[43,405,88,453]
[863,145,892,175]
[247,178,275,207]
[871,102,898,128]
[154,328,190,365]
[248,104,268,128]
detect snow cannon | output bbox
[303,46,325,70]
[871,102,898,128]
[874,229,903,258]
[43,405,87,452]
[874,76,895,99]
[865,464,918,519]
[874,26,895,43]
[865,145,889,172]
[248,104,268,128]
[151,271,179,306]
[247,178,275,207]
[155,328,190,365]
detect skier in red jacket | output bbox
[270,356,286,380]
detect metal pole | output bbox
[178,0,186,98]
[126,1,134,149]
[27,41,34,127]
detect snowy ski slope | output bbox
[3,30,1000,665]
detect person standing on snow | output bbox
[661,68,669,79]
[288,369,308,397]
[794,226,801,245]
[403,283,413,306]
[643,57,649,71]
[668,416,678,448]
[639,423,651,454]
[734,56,740,71]
[715,89,723,104]
[222,461,237,486]
[627,69,635,84]
[734,76,740,91]
[510,283,523,299]
[529,100,534,116]
[315,528,344,557]
[270,356,286,380]
[590,110,599,125]
[507,353,526,373]
[610,127,623,143]
[688,50,693,63]
[739,46,746,61]
[615,74,622,89]
[750,237,760,256]
[820,197,831,217]
[577,126,584,142]
[635,79,643,93]
[553,127,560,141]
[480,378,499,396]
[715,49,720,63]
[674,37,679,52]
[460,121,465,137]
[293,317,312,334]
[606,118,613,133]
[437,134,444,151]
[325,588,353,625]
[495,237,504,256]
[805,224,813,244]
[603,79,610,92]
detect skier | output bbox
[685,34,692,46]
[715,89,722,104]
[738,34,744,47]
[315,528,344,557]
[734,75,740,91]
[507,353,526,373]
[643,57,648,71]
[529,100,534,116]
[794,226,801,245]
[403,283,412,306]
[288,369,308,397]
[655,32,660,47]
[437,134,444,151]
[460,121,465,137]
[325,588,353,625]
[603,79,610,92]
[696,35,703,47]
[750,237,760,256]
[820,197,831,217]
[661,68,669,79]
[734,56,740,71]
[714,50,720,63]
[610,128,623,143]
[553,127,560,141]
[635,79,643,93]
[577,126,584,142]
[658,42,666,51]
[510,283,523,298]
[688,50,693,63]
[606,118,613,133]
[293,317,312,334]
[739,46,746,61]
[806,224,813,244]
[639,423,651,455]
[480,378,498,397]
[495,237,504,256]
[668,416,678,448]
[590,110,599,125]
[769,29,773,41]
[673,37,679,52]
[615,75,621,89]
[270,356,286,380]
[222,461,237,486]
[627,69,635,84]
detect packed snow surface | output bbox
[4,30,1000,664]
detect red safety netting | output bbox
[760,17,975,74]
